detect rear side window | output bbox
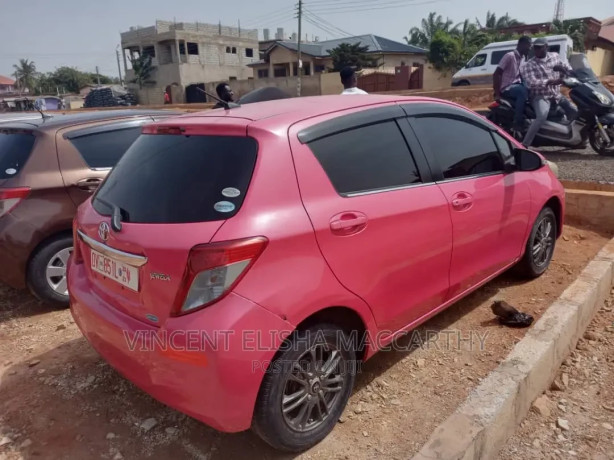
[69,127,142,169]
[411,117,503,180]
[491,50,510,65]
[93,135,258,223]
[307,120,421,195]
[0,130,35,179]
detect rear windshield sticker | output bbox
[5,168,17,175]
[222,187,241,198]
[214,201,236,213]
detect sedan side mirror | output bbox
[514,148,543,172]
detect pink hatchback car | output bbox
[69,95,564,451]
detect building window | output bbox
[229,76,237,81]
[245,48,254,58]
[304,63,311,75]
[274,67,287,77]
[187,42,199,55]
[226,46,231,53]
[258,69,269,78]
[314,65,326,73]
[232,47,237,54]
[179,43,186,55]
[142,46,156,58]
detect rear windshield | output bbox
[0,130,36,179]
[93,134,258,223]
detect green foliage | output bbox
[405,12,453,48]
[552,19,586,51]
[31,66,118,95]
[428,30,463,72]
[12,59,38,92]
[329,43,377,71]
[129,54,155,89]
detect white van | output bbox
[451,34,574,86]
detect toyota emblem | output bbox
[98,222,110,242]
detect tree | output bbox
[405,12,453,48]
[452,19,488,50]
[476,11,523,30]
[552,19,586,52]
[49,67,91,93]
[12,59,38,93]
[428,30,465,73]
[328,43,376,71]
[129,55,155,89]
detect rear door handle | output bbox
[76,178,103,192]
[330,212,368,235]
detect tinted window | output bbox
[93,135,257,223]
[468,54,487,68]
[491,50,510,65]
[492,132,514,162]
[69,127,142,169]
[412,117,503,179]
[0,130,35,179]
[307,121,421,195]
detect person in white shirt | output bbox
[340,67,368,95]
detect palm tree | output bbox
[452,19,488,49]
[405,12,454,48]
[12,59,37,93]
[552,19,586,52]
[476,11,523,30]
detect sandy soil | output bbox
[0,224,611,460]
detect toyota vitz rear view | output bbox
[68,96,564,451]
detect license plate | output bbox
[90,249,139,291]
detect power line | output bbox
[307,0,446,15]
[303,9,355,37]
[303,16,344,39]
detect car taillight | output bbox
[71,217,83,264]
[172,237,268,316]
[488,101,500,109]
[0,187,30,218]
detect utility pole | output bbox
[297,0,303,97]
[96,66,101,85]
[116,46,123,85]
[554,0,565,22]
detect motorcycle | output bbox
[487,53,614,155]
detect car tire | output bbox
[252,323,358,452]
[27,235,73,307]
[517,207,557,278]
[457,80,470,86]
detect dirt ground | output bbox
[0,224,611,460]
[499,289,614,460]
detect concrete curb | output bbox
[412,237,614,460]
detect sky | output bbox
[0,0,612,79]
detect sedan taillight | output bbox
[0,187,30,218]
[172,237,268,316]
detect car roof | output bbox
[0,109,181,131]
[163,95,465,128]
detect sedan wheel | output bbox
[27,235,74,307]
[518,207,557,278]
[45,247,72,296]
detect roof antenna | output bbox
[25,97,52,120]
[196,87,240,110]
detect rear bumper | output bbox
[0,214,31,289]
[69,262,294,432]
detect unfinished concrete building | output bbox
[121,20,259,104]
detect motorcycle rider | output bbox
[520,37,578,147]
[493,36,532,137]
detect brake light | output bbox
[0,187,30,218]
[488,101,500,109]
[172,237,268,316]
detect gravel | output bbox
[539,146,614,184]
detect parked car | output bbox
[451,34,573,86]
[0,109,178,305]
[69,96,564,451]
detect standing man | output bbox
[213,82,235,108]
[493,36,532,137]
[520,37,577,148]
[340,67,368,95]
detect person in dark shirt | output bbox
[213,82,235,108]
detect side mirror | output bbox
[514,148,543,172]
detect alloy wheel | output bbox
[45,247,72,296]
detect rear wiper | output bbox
[95,197,124,232]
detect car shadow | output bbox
[0,283,62,324]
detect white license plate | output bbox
[90,249,139,291]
